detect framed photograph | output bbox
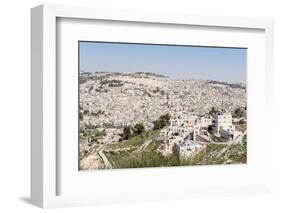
[31,4,274,208]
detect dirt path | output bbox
[98,146,112,169]
[137,139,152,151]
[80,152,103,170]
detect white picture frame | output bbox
[31,4,274,208]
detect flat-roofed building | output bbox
[214,113,233,133]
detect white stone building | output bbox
[200,117,212,128]
[214,113,233,133]
[214,112,242,140]
[174,140,203,158]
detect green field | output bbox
[106,130,160,150]
[105,140,181,168]
[105,136,247,169]
[180,143,247,166]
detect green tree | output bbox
[153,120,161,130]
[122,126,132,140]
[209,107,217,115]
[79,112,84,121]
[153,113,171,130]
[133,123,145,135]
[238,119,246,125]
[233,107,246,118]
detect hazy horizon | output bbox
[79,42,247,84]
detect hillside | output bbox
[103,136,247,169]
[79,71,247,170]
[181,143,247,166]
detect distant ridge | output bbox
[80,71,168,78]
[80,71,245,87]
[207,80,246,89]
[135,72,167,78]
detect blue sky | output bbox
[79,42,247,83]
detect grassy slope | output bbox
[106,130,160,150]
[106,140,181,168]
[105,131,247,169]
[181,143,247,166]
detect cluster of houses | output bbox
[80,72,246,131]
[159,112,243,158]
[79,72,246,160]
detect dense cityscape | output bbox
[79,71,247,170]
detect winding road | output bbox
[98,146,112,169]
